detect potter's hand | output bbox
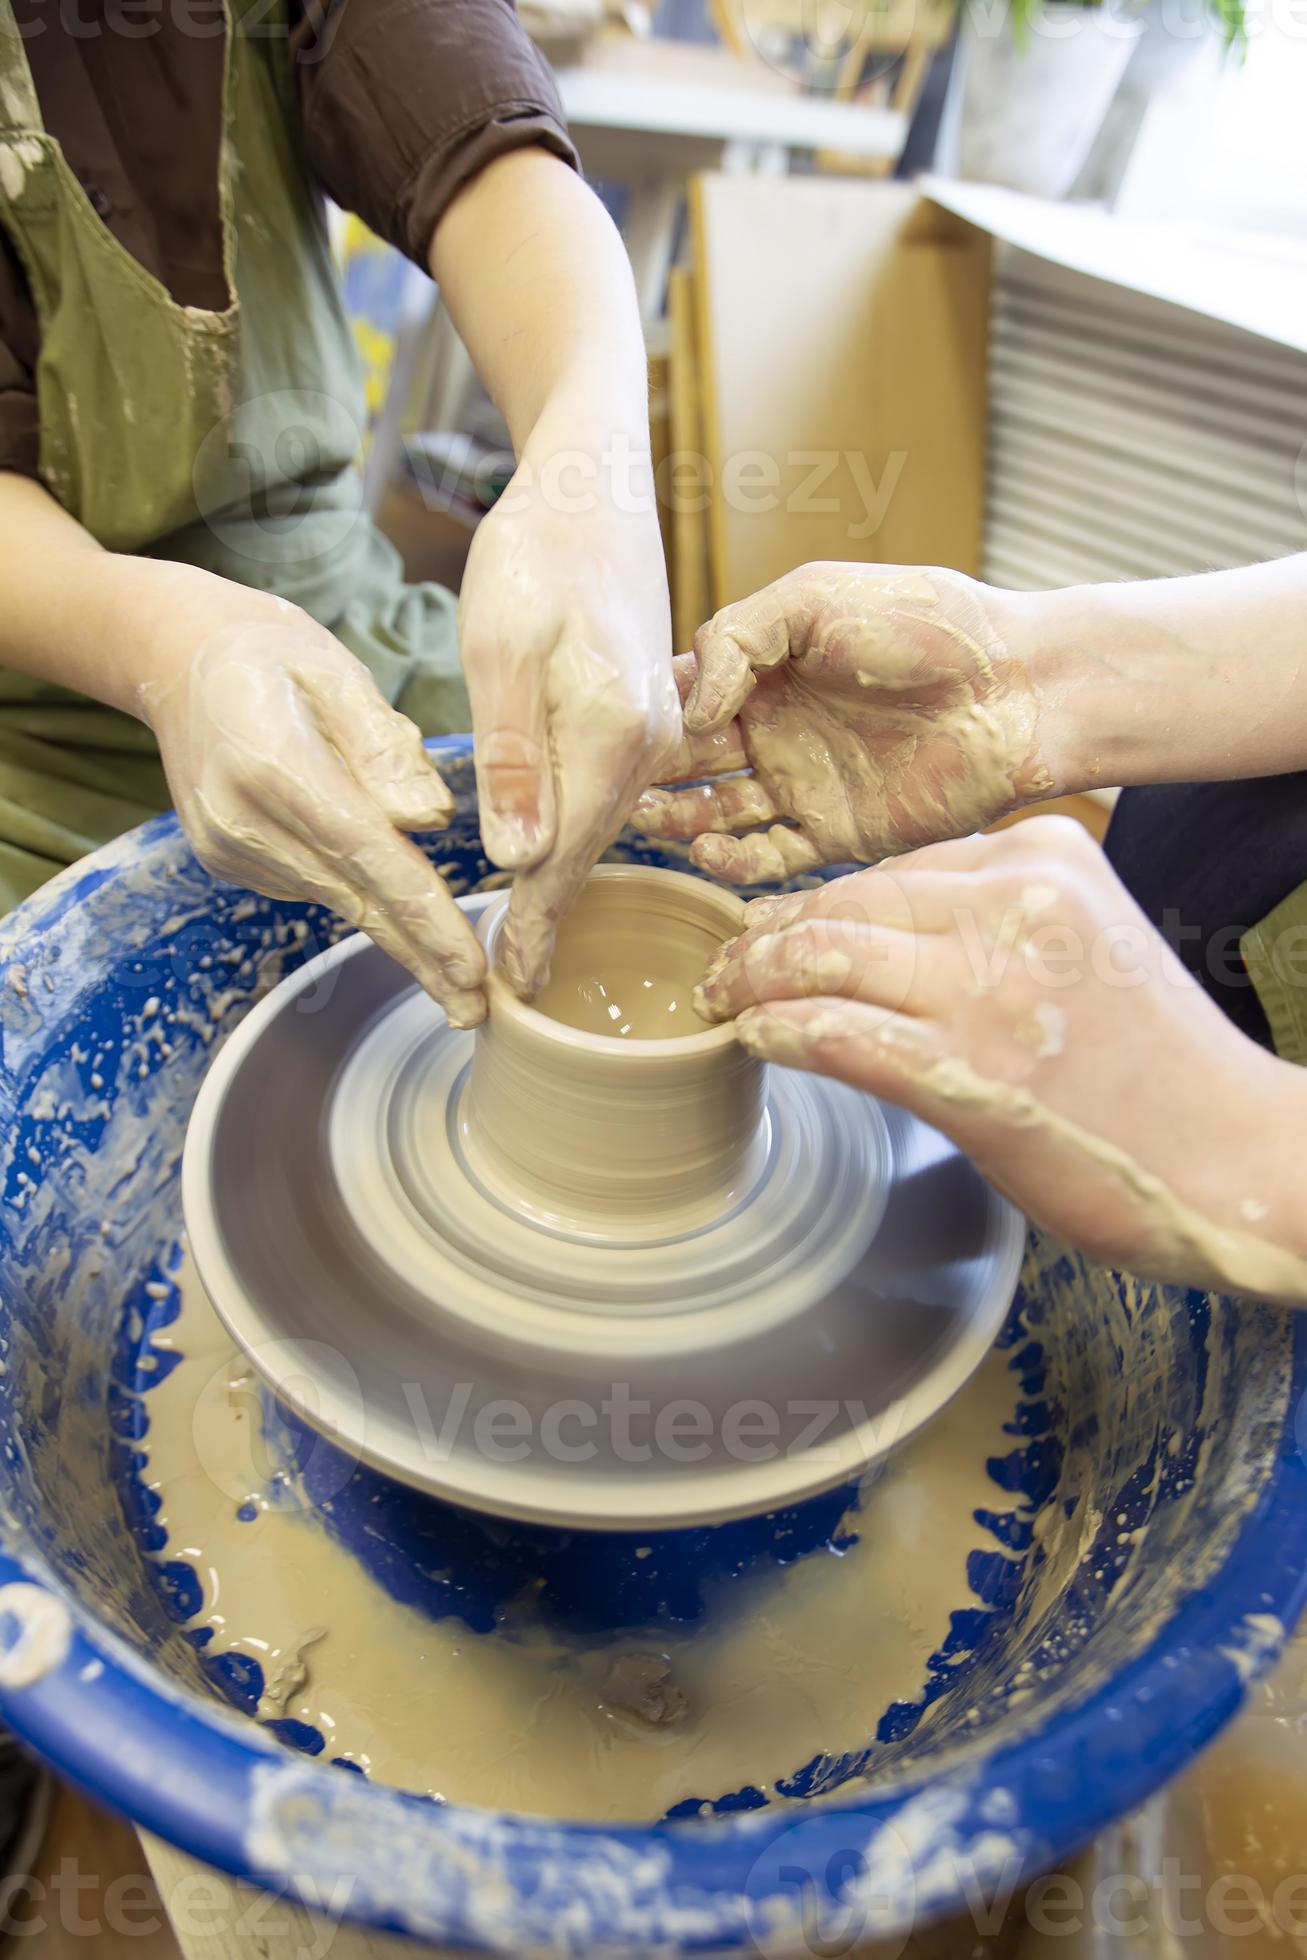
[696,817,1307,1301]
[633,564,1053,882]
[459,469,679,994]
[139,589,487,1027]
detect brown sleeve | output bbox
[293,0,580,269]
[0,231,40,481]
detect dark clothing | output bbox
[1104,776,1307,1051]
[0,0,577,478]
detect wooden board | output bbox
[688,177,991,610]
[713,0,952,53]
[667,265,714,653]
[647,346,676,612]
[990,789,1116,846]
[17,1787,181,1960]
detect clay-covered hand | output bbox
[633,563,1054,882]
[695,816,1307,1301]
[138,588,487,1028]
[458,468,679,994]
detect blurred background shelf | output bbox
[336,1,1306,661]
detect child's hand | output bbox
[457,459,679,996]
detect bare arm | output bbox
[0,472,164,708]
[1022,553,1307,794]
[429,147,649,459]
[638,554,1307,881]
[657,552,1307,1299]
[429,149,677,995]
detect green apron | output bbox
[0,0,469,907]
[1242,887,1307,1069]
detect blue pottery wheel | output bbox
[0,736,1305,1954]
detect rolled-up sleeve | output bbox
[295,0,579,268]
[0,233,40,480]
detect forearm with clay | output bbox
[430,148,677,994]
[640,554,1307,880]
[663,553,1307,1305]
[1017,553,1307,798]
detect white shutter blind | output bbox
[983,243,1307,593]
